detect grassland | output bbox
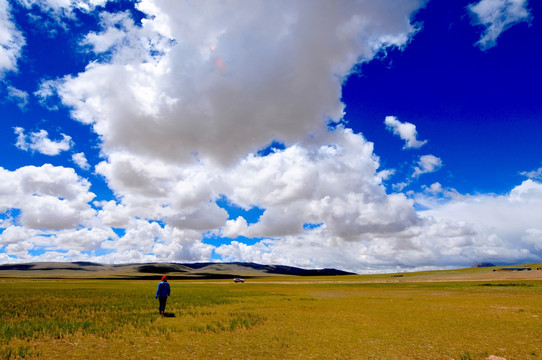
[1,267,541,359]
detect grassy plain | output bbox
[1,269,542,359]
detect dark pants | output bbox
[158,296,168,313]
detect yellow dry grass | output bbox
[1,267,542,359]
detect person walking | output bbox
[155,275,171,316]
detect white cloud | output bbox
[218,128,419,240]
[0,164,96,229]
[469,0,531,50]
[87,127,424,268]
[14,0,108,41]
[221,217,249,239]
[82,11,147,55]
[166,203,229,231]
[412,154,442,178]
[523,229,542,251]
[20,195,88,229]
[0,164,214,263]
[18,0,107,17]
[55,0,425,166]
[7,86,29,110]
[422,182,462,200]
[99,218,214,263]
[35,79,62,110]
[0,226,36,245]
[377,169,396,181]
[95,200,131,228]
[3,143,541,271]
[14,127,72,155]
[0,0,24,76]
[72,152,90,170]
[417,179,542,262]
[216,180,542,273]
[384,116,427,149]
[24,0,432,266]
[521,166,542,181]
[392,182,409,192]
[53,227,116,251]
[5,1,540,272]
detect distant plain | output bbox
[1,263,541,359]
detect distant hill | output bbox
[1,261,542,282]
[472,262,496,268]
[0,261,355,279]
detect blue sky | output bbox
[0,0,541,273]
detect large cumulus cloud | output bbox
[28,0,431,268]
[0,164,109,260]
[216,179,542,273]
[0,164,212,263]
[0,164,95,229]
[220,128,419,239]
[55,0,425,165]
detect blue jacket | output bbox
[155,281,171,298]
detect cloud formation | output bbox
[0,0,24,76]
[14,127,72,156]
[222,129,419,238]
[384,116,427,149]
[55,0,425,166]
[0,164,95,230]
[0,163,213,263]
[521,166,542,181]
[7,86,29,110]
[1,0,541,273]
[469,0,531,49]
[412,155,443,177]
[216,179,542,272]
[72,152,90,170]
[17,0,107,18]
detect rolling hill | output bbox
[0,261,354,279]
[1,261,542,282]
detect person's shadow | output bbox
[164,312,175,317]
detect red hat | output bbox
[161,275,167,281]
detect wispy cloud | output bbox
[17,0,107,19]
[469,0,531,50]
[7,86,29,110]
[521,166,542,181]
[35,79,62,110]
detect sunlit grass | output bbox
[1,278,541,359]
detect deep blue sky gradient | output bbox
[343,0,541,194]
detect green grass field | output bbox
[1,277,541,359]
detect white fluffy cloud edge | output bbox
[1,0,541,273]
[469,0,532,50]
